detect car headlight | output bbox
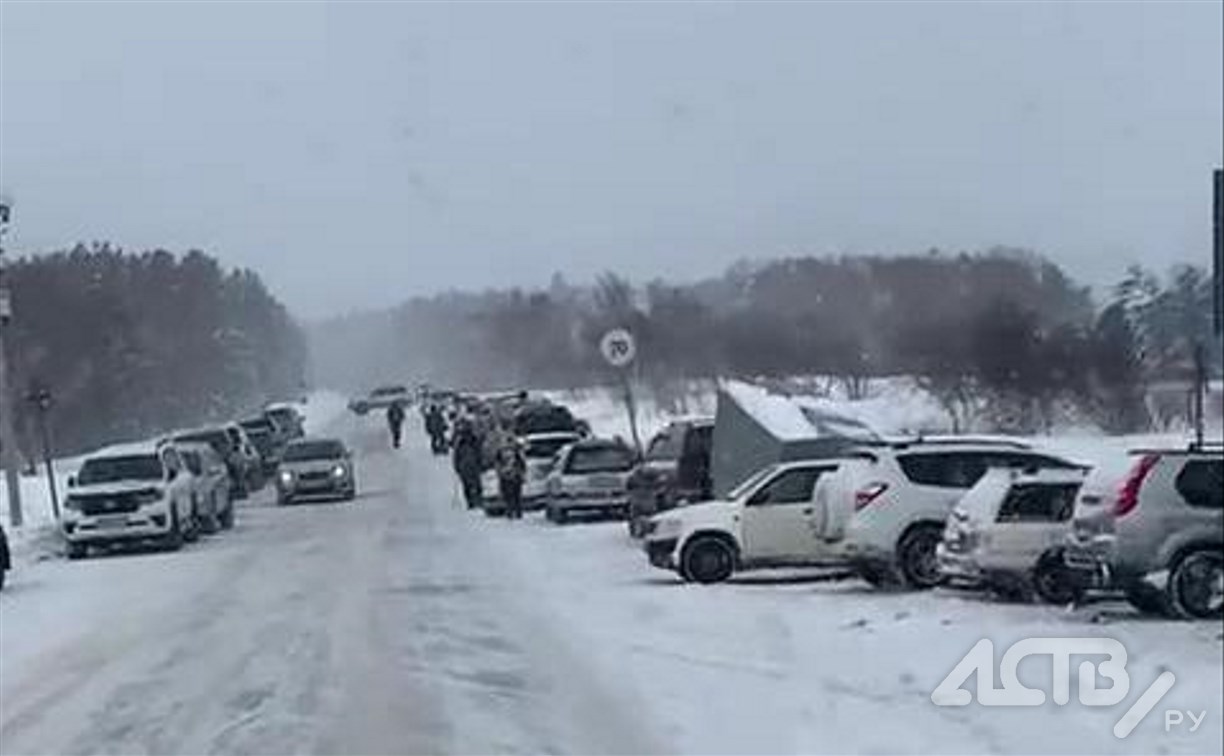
[332,465,347,479]
[279,470,294,486]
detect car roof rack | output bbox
[885,434,1032,450]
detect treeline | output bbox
[4,244,307,457]
[310,248,1221,434]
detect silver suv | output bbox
[1064,444,1223,619]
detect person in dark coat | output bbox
[451,420,484,510]
[495,437,527,519]
[425,404,448,455]
[386,401,406,449]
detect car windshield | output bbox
[247,431,275,453]
[567,446,635,474]
[282,440,345,462]
[77,455,164,484]
[728,465,780,501]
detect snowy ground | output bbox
[2,404,1220,755]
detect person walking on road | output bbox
[496,436,527,519]
[387,401,406,449]
[452,420,484,510]
[425,404,448,455]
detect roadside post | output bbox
[28,388,59,521]
[599,327,642,456]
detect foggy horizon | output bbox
[2,1,1221,319]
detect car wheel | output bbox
[183,503,201,543]
[1032,551,1082,605]
[680,535,736,584]
[66,541,89,560]
[1124,580,1171,617]
[1167,550,1224,620]
[896,525,943,589]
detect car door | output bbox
[990,482,1079,568]
[740,465,833,564]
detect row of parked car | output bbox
[58,402,309,559]
[639,435,1223,620]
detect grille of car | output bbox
[299,471,332,482]
[74,493,142,516]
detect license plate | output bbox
[96,515,129,529]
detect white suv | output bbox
[818,439,1079,588]
[62,442,198,558]
[642,459,841,583]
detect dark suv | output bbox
[627,418,714,538]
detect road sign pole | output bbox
[599,328,642,455]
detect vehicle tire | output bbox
[679,535,736,584]
[896,525,944,589]
[1032,551,1082,605]
[1166,550,1224,620]
[628,517,643,538]
[66,541,88,560]
[163,511,184,552]
[1124,580,1171,617]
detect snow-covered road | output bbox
[2,413,1220,755]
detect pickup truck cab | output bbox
[642,459,840,583]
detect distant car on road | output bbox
[1064,443,1223,619]
[170,440,235,532]
[62,442,199,558]
[276,438,356,505]
[349,385,411,416]
[544,439,636,523]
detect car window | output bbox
[1175,460,1224,510]
[996,483,1080,523]
[898,452,989,489]
[566,446,635,474]
[748,467,828,506]
[77,455,164,484]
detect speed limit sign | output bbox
[599,328,637,368]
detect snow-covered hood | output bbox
[70,480,165,497]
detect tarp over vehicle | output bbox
[710,380,881,497]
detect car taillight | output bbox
[854,482,889,511]
[1115,454,1159,518]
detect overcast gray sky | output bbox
[1,1,1221,318]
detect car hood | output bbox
[71,481,164,496]
[660,499,738,527]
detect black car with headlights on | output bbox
[276,438,356,505]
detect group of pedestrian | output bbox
[449,406,528,518]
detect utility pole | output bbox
[29,388,59,520]
[0,200,22,526]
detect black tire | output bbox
[1032,552,1082,605]
[896,525,944,589]
[183,504,201,543]
[66,541,88,560]
[680,535,736,584]
[1124,580,1171,617]
[1166,550,1224,620]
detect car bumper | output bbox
[552,496,628,511]
[1063,534,1115,589]
[62,515,172,543]
[936,543,984,582]
[279,479,353,499]
[644,537,679,570]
